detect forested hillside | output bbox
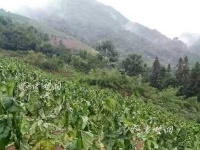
[0,9,95,52]
[16,0,200,65]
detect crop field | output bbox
[0,56,200,150]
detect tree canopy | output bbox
[122,54,144,76]
[96,40,118,64]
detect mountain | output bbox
[16,0,196,65]
[0,8,95,52]
[124,22,190,63]
[124,22,171,44]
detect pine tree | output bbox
[160,67,166,79]
[150,57,161,89]
[175,57,184,85]
[167,64,171,72]
[186,62,200,99]
[175,56,190,86]
[182,56,190,84]
[176,58,200,100]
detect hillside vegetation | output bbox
[0,9,95,52]
[17,0,200,65]
[0,52,200,150]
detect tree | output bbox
[178,62,200,100]
[160,67,166,80]
[182,56,190,84]
[96,40,118,65]
[167,64,171,72]
[161,64,176,89]
[190,62,200,100]
[142,63,151,82]
[0,16,10,26]
[175,56,190,86]
[0,16,50,51]
[59,39,63,46]
[55,45,72,64]
[175,58,184,85]
[122,54,144,76]
[150,57,161,89]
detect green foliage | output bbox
[174,57,200,99]
[81,69,138,94]
[122,54,145,76]
[70,51,107,73]
[0,16,12,26]
[175,56,190,86]
[150,57,161,89]
[0,54,199,149]
[24,51,46,66]
[0,16,49,51]
[178,61,200,99]
[149,58,177,90]
[33,139,55,150]
[37,43,54,56]
[23,51,64,72]
[55,45,72,64]
[70,55,90,73]
[96,40,118,65]
[40,56,64,71]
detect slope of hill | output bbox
[0,52,200,149]
[0,8,95,52]
[16,0,195,65]
[124,22,171,44]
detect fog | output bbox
[0,0,52,10]
[1,0,200,38]
[97,0,200,38]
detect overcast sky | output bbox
[0,0,200,38]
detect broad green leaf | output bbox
[1,97,20,113]
[76,130,94,150]
[81,131,94,150]
[81,116,88,130]
[32,139,54,150]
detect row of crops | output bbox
[0,56,200,150]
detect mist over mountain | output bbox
[16,0,197,64]
[178,33,200,57]
[180,33,200,46]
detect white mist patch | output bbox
[0,0,53,11]
[180,33,200,46]
[24,0,53,8]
